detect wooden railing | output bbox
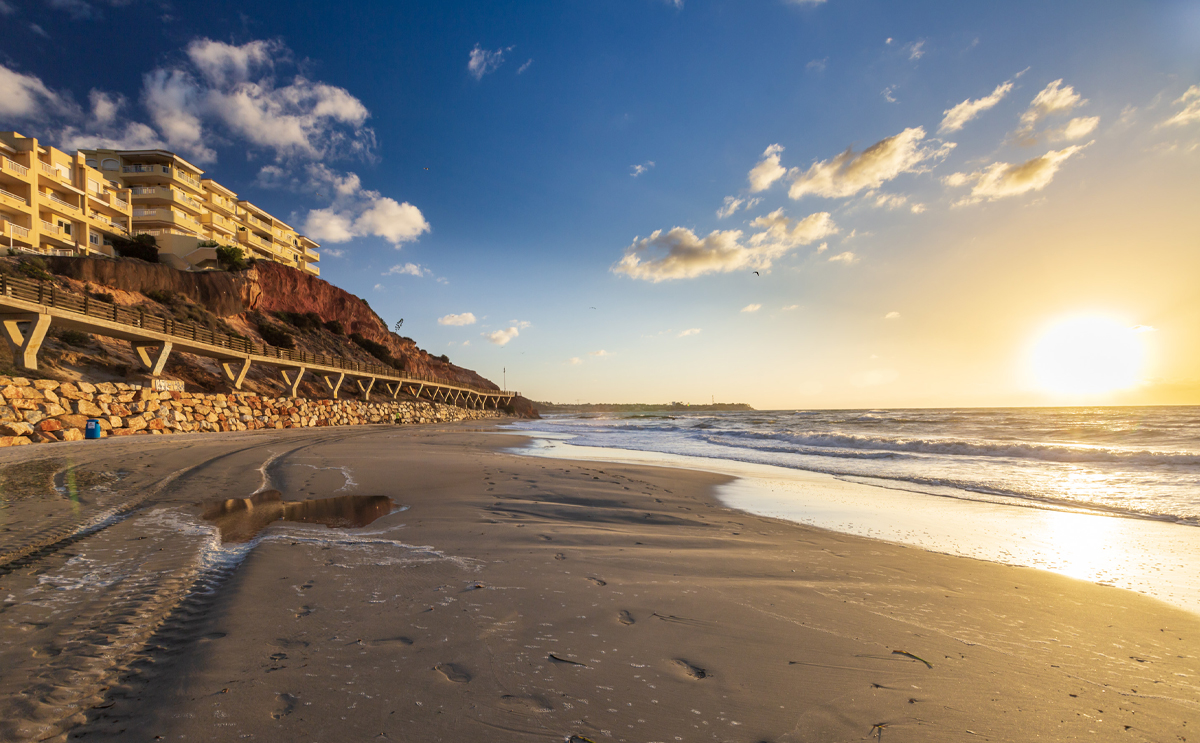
[0,273,515,398]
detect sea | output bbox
[512,406,1200,524]
[510,407,1200,612]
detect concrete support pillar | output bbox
[0,313,51,371]
[323,372,345,399]
[133,340,173,377]
[356,377,376,401]
[385,382,400,399]
[221,357,252,390]
[280,367,306,397]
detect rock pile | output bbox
[0,377,502,446]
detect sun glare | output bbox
[1030,316,1147,396]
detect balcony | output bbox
[122,164,202,192]
[89,212,129,235]
[244,213,271,230]
[39,161,72,183]
[207,194,236,214]
[2,157,29,177]
[1,220,31,242]
[130,186,204,213]
[303,247,320,260]
[202,212,236,233]
[131,207,201,232]
[87,189,132,214]
[0,186,29,207]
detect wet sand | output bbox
[0,423,1196,742]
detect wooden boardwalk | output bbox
[0,274,516,410]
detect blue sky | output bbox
[2,0,1199,407]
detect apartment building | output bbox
[80,147,320,275]
[0,132,133,259]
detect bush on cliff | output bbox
[214,244,250,272]
[17,257,52,281]
[258,322,295,349]
[112,234,159,263]
[276,310,325,332]
[324,319,344,335]
[349,333,400,368]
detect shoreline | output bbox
[1,422,1196,741]
[505,431,1200,616]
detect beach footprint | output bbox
[587,577,607,587]
[498,694,553,714]
[618,610,635,625]
[671,658,710,680]
[435,662,472,683]
[271,692,299,720]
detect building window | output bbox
[89,232,99,245]
[86,159,98,168]
[103,236,113,246]
[101,159,118,170]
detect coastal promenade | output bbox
[0,272,515,409]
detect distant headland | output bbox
[532,401,754,413]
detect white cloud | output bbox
[748,144,787,192]
[905,40,926,60]
[485,327,520,346]
[438,312,477,326]
[741,304,762,313]
[614,209,835,282]
[0,64,67,120]
[946,144,1089,204]
[631,160,655,177]
[782,304,800,310]
[568,357,582,365]
[828,251,857,264]
[29,23,48,37]
[384,263,429,277]
[47,0,98,20]
[881,86,898,104]
[806,58,828,73]
[517,59,534,74]
[664,0,683,8]
[1013,79,1087,144]
[747,209,838,248]
[468,44,510,80]
[678,328,701,337]
[300,164,429,246]
[788,127,953,200]
[884,311,900,320]
[1163,86,1200,127]
[716,196,743,219]
[1046,115,1100,141]
[939,80,1014,134]
[815,242,828,253]
[910,203,926,214]
[589,350,610,357]
[322,248,345,258]
[373,283,385,291]
[0,1,15,15]
[871,192,909,210]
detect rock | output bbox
[0,422,34,436]
[57,383,84,400]
[126,415,148,432]
[59,428,85,441]
[40,403,67,417]
[55,414,89,430]
[23,410,46,425]
[77,381,96,394]
[32,380,59,391]
[9,377,30,387]
[96,382,118,394]
[0,436,31,446]
[35,419,62,433]
[76,400,104,417]
[0,406,17,422]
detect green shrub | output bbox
[215,244,249,271]
[146,289,176,305]
[112,233,159,263]
[438,354,450,364]
[275,310,324,331]
[349,332,399,367]
[58,329,90,346]
[16,258,52,281]
[258,323,295,349]
[323,319,344,335]
[88,289,115,303]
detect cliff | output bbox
[2,255,537,416]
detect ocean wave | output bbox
[702,429,1200,466]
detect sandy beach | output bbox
[1,422,1197,742]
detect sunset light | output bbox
[1030,316,1149,396]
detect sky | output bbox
[2,0,1198,409]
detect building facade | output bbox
[79,147,320,275]
[0,132,319,276]
[0,132,133,259]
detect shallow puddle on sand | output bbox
[201,490,396,543]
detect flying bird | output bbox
[753,271,760,276]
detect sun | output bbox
[1029,316,1148,396]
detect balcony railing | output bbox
[2,221,30,238]
[123,164,161,174]
[245,213,271,229]
[2,157,29,177]
[46,192,80,211]
[113,196,129,210]
[40,162,70,181]
[131,186,203,210]
[40,220,63,235]
[0,187,28,205]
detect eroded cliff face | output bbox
[17,256,537,415]
[249,262,497,391]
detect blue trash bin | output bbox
[85,419,102,439]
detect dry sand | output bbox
[0,423,1196,742]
